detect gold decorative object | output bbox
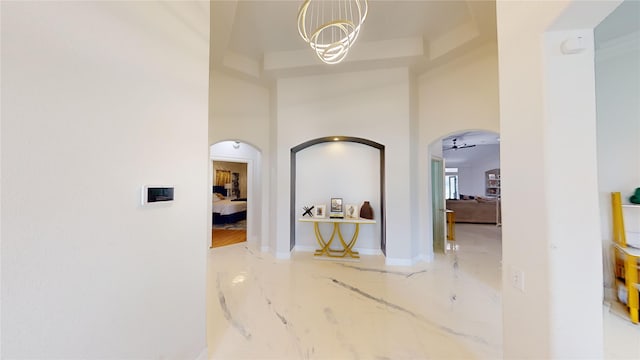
[297,0,368,64]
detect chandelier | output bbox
[297,0,368,65]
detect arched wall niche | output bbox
[290,136,386,254]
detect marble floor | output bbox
[207,224,640,359]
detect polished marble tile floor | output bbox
[207,224,640,359]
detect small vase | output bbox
[360,201,374,219]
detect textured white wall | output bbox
[418,43,500,146]
[210,71,270,151]
[497,0,620,357]
[1,2,209,358]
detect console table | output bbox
[298,217,376,259]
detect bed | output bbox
[212,186,247,224]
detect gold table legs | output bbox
[313,222,361,258]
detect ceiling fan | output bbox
[444,138,476,151]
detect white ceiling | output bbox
[442,130,499,147]
[442,130,500,165]
[212,0,497,83]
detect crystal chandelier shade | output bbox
[297,0,368,64]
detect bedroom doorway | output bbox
[212,160,248,247]
[210,140,261,249]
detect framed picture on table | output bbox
[314,205,326,218]
[330,198,344,218]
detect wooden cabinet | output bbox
[485,168,501,197]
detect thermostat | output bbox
[142,186,174,205]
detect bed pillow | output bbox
[213,193,225,202]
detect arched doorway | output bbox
[210,140,262,248]
[429,130,501,253]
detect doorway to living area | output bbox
[434,130,502,254]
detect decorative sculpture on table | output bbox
[302,205,315,217]
[360,201,374,219]
[345,204,359,219]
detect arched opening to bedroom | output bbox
[290,136,386,255]
[210,140,262,249]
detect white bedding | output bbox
[213,199,247,216]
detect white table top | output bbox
[298,217,376,224]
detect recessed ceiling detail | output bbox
[212,0,497,83]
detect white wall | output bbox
[210,71,270,150]
[1,2,209,358]
[497,0,621,357]
[209,71,271,252]
[419,43,500,146]
[276,68,412,264]
[417,42,500,260]
[595,4,640,291]
[295,142,381,253]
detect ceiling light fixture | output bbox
[297,0,368,65]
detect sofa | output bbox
[446,198,501,224]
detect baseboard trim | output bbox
[385,257,414,267]
[414,252,434,263]
[195,347,208,360]
[355,248,383,256]
[294,245,316,252]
